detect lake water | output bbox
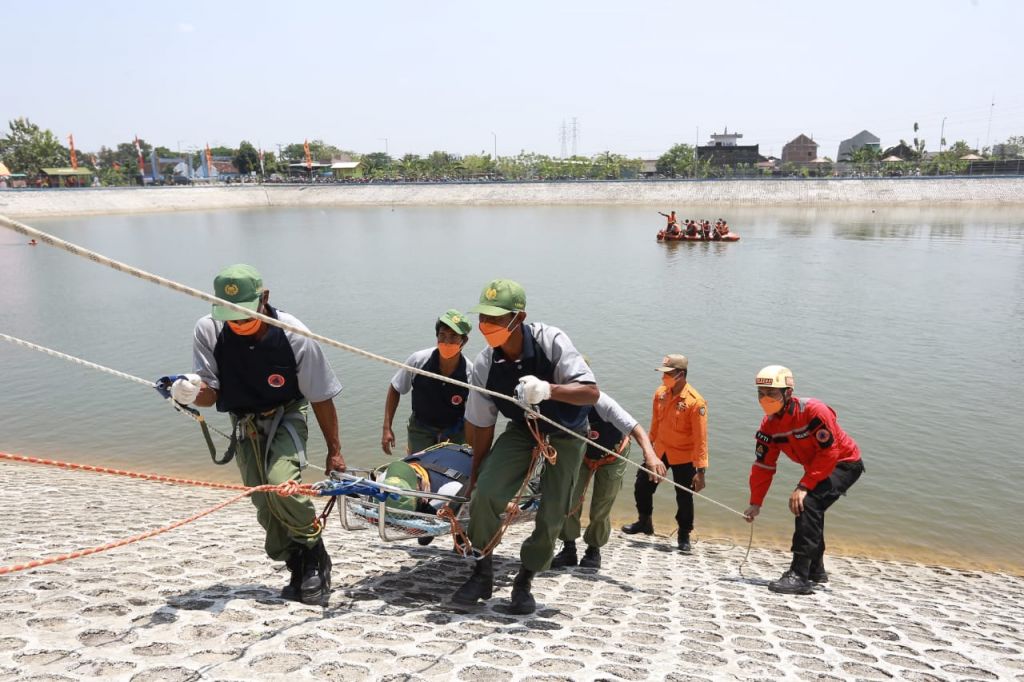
[1,204,1022,573]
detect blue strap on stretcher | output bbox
[314,479,399,502]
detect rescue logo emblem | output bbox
[224,283,239,296]
[267,373,286,388]
[588,430,600,440]
[451,395,463,406]
[485,288,498,301]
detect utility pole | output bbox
[571,117,579,157]
[985,95,995,152]
[491,131,497,160]
[940,117,947,153]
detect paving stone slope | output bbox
[1,462,1022,681]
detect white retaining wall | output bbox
[1,177,1023,218]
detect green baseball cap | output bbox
[468,279,527,316]
[382,460,419,511]
[438,309,473,336]
[212,264,263,321]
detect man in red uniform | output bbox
[744,365,865,594]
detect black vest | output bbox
[411,349,469,430]
[585,408,624,460]
[485,325,589,434]
[213,305,303,415]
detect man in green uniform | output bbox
[452,279,599,614]
[168,264,344,605]
[381,309,473,455]
[551,391,665,570]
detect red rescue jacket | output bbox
[749,396,860,506]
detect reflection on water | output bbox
[1,204,1022,573]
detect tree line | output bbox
[2,117,1021,185]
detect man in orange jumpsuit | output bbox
[744,365,865,595]
[622,354,707,552]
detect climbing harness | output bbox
[568,435,629,519]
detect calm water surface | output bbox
[2,204,1022,573]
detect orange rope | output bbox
[0,453,320,576]
[446,415,553,558]
[0,452,250,492]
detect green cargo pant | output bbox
[468,421,585,572]
[560,442,630,549]
[233,401,321,561]
[406,414,467,455]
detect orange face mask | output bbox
[759,395,784,416]
[480,319,517,348]
[228,318,262,336]
[437,342,462,359]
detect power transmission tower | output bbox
[570,117,579,157]
[559,120,568,159]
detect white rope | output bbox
[0,331,235,442]
[0,213,746,518]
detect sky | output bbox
[4,0,1023,160]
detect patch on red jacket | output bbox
[755,443,768,460]
[267,374,286,388]
[451,395,463,406]
[815,427,834,448]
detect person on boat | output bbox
[550,389,665,570]
[719,220,730,237]
[381,309,473,456]
[658,210,680,235]
[744,365,865,595]
[452,278,599,613]
[622,355,708,553]
[166,264,343,605]
[685,220,699,238]
[701,221,712,240]
[711,221,723,240]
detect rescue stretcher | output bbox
[325,443,541,543]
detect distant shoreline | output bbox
[2,176,1024,218]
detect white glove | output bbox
[170,374,202,405]
[515,375,552,406]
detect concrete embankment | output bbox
[2,461,1023,680]
[2,176,1024,219]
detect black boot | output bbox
[808,557,828,583]
[550,541,578,568]
[451,556,493,604]
[579,545,602,569]
[621,515,654,535]
[769,557,813,595]
[299,539,332,605]
[417,536,435,546]
[280,550,303,601]
[508,567,536,615]
[677,532,692,553]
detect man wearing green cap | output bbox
[381,309,473,456]
[167,264,344,605]
[451,279,599,614]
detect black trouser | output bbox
[633,457,695,534]
[791,459,865,577]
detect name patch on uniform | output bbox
[267,374,286,388]
[699,406,706,416]
[451,395,463,406]
[755,430,771,444]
